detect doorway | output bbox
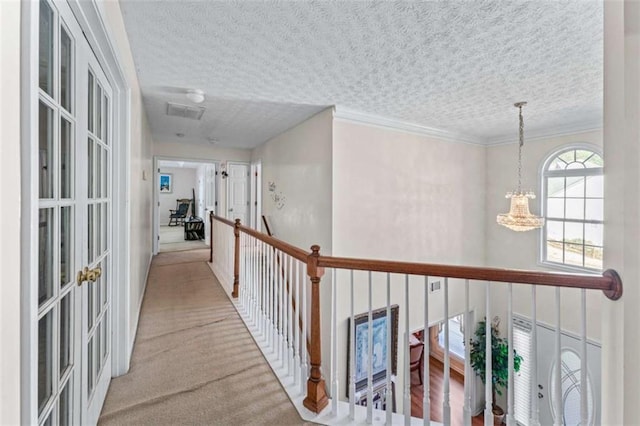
[153,157,218,254]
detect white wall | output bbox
[601,1,640,422]
[158,167,197,224]
[251,108,333,252]
[101,1,154,351]
[485,131,604,341]
[331,119,487,412]
[0,1,22,423]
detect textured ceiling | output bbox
[120,0,603,147]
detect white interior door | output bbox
[35,2,112,424]
[226,162,249,224]
[204,164,216,245]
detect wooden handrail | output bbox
[316,256,623,300]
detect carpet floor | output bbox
[159,225,208,253]
[99,248,306,425]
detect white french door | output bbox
[35,1,112,424]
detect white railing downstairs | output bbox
[209,213,622,426]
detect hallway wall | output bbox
[0,1,22,423]
[102,1,155,352]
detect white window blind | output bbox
[513,317,533,426]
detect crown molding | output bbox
[486,120,603,146]
[333,106,485,145]
[333,107,603,147]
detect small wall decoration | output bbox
[159,173,172,193]
[347,305,399,408]
[268,181,286,209]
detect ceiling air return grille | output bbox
[166,102,206,120]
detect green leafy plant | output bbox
[469,317,523,414]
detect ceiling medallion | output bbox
[496,102,545,232]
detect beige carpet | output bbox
[159,225,208,253]
[99,248,306,425]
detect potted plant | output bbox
[469,316,522,425]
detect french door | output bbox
[36,1,112,424]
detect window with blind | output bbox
[513,317,533,425]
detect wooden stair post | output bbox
[232,218,240,298]
[303,245,329,413]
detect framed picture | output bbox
[159,173,172,193]
[347,305,399,399]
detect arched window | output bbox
[541,147,603,271]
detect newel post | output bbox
[232,219,241,298]
[209,211,214,263]
[303,245,329,413]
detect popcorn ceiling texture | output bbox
[120,1,603,147]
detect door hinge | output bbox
[215,201,218,207]
[157,235,160,241]
[158,202,160,207]
[157,168,160,173]
[215,171,218,176]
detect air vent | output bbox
[166,102,205,120]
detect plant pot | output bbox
[492,406,505,425]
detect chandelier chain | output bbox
[518,104,524,193]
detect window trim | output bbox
[538,143,604,273]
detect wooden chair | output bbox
[168,199,190,226]
[409,342,425,385]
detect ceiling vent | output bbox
[166,102,205,120]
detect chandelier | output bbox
[496,102,545,232]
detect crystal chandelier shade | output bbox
[496,102,545,232]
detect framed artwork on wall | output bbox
[347,304,399,405]
[159,173,172,193]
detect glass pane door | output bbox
[80,45,113,425]
[36,1,78,424]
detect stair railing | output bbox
[210,212,622,425]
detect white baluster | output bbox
[331,268,338,416]
[273,248,278,352]
[260,241,265,336]
[367,271,373,425]
[349,269,356,420]
[530,286,540,426]
[554,287,562,426]
[463,279,471,426]
[443,278,450,426]
[507,283,514,426]
[484,282,493,425]
[423,276,431,426]
[281,254,288,368]
[300,259,308,395]
[288,255,294,377]
[404,274,410,426]
[271,248,276,352]
[277,252,285,367]
[294,258,301,387]
[580,289,588,426]
[386,273,392,426]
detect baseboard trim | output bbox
[128,253,153,358]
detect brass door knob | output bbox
[77,266,102,286]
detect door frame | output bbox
[152,155,220,255]
[20,1,131,422]
[250,160,262,231]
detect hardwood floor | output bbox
[410,356,485,426]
